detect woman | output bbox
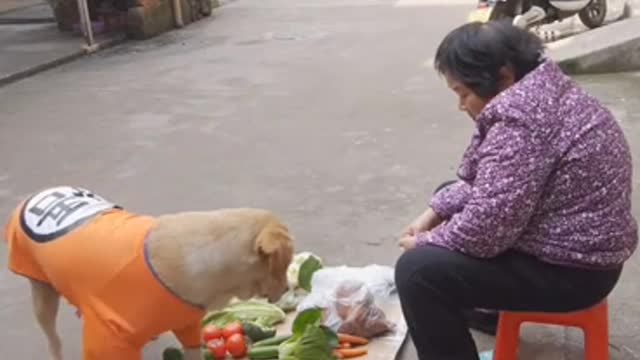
[395,20,638,360]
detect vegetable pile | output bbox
[198,298,286,359]
[164,252,368,359]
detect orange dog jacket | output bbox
[4,186,204,359]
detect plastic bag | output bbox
[297,265,397,339]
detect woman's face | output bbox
[444,73,490,120]
[444,67,515,121]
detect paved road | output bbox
[1,0,639,359]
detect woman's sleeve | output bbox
[416,121,554,257]
[430,180,472,219]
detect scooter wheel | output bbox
[578,0,607,29]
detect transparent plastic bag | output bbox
[297,265,397,339]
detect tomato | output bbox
[222,321,243,340]
[225,333,247,358]
[202,324,223,343]
[206,339,227,359]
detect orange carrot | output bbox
[337,333,369,345]
[335,347,368,358]
[333,349,345,359]
[339,342,352,349]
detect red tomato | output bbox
[225,333,247,358]
[202,324,223,343]
[206,339,227,359]
[222,321,243,339]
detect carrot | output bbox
[339,342,352,349]
[337,333,369,345]
[333,349,345,359]
[335,347,368,358]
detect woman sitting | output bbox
[395,20,638,360]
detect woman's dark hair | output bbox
[434,20,545,98]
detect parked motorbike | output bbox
[467,0,608,30]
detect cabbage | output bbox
[201,297,286,327]
[287,252,323,291]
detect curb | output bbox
[557,36,640,75]
[0,17,55,24]
[0,2,44,16]
[0,34,127,87]
[548,17,640,75]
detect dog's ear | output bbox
[254,222,293,278]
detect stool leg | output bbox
[584,316,609,360]
[494,315,521,360]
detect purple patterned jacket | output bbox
[417,60,638,269]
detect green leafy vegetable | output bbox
[291,307,323,335]
[278,308,338,360]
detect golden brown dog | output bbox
[4,186,293,360]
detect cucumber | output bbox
[242,321,277,342]
[162,347,184,360]
[247,345,280,359]
[251,334,291,347]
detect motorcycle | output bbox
[467,0,608,30]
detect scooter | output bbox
[467,0,608,30]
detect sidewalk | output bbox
[0,0,44,13]
[0,3,126,86]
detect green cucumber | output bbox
[251,334,291,347]
[242,321,277,342]
[247,345,280,359]
[162,347,184,360]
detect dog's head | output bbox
[252,221,294,303]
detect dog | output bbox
[3,186,294,360]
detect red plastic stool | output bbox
[493,300,609,360]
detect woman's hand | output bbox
[398,234,417,251]
[404,208,443,236]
